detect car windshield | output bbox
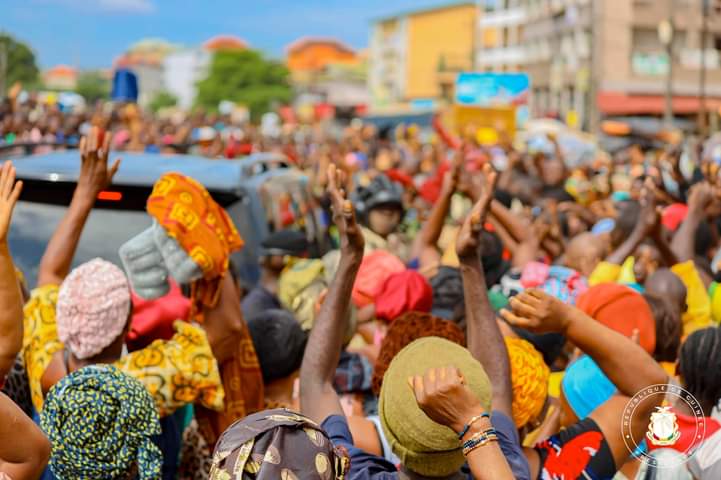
[8,201,152,289]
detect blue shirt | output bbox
[241,286,281,320]
[322,411,531,480]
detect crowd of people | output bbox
[0,92,721,480]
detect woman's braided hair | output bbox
[679,326,721,414]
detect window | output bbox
[633,27,662,53]
[714,35,721,51]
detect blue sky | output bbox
[0,0,456,69]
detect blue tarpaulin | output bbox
[112,68,138,103]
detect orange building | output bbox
[43,65,78,90]
[286,37,359,74]
[369,1,477,106]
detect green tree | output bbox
[75,71,110,103]
[0,33,39,92]
[148,90,177,112]
[195,50,292,120]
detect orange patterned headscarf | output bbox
[148,173,264,444]
[147,173,244,321]
[505,337,550,428]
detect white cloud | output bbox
[35,0,156,14]
[97,0,155,13]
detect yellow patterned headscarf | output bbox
[505,337,550,428]
[147,173,243,322]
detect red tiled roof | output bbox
[285,36,355,54]
[45,65,78,77]
[203,35,248,51]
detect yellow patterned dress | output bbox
[22,284,224,416]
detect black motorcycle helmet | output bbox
[352,174,405,226]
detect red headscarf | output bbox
[576,283,656,354]
[374,270,434,322]
[662,203,689,232]
[352,250,405,308]
[418,161,451,204]
[127,279,190,351]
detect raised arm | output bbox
[671,181,716,264]
[456,164,513,419]
[487,215,520,260]
[0,392,51,479]
[0,162,23,379]
[412,367,514,480]
[604,180,668,268]
[548,134,568,181]
[641,180,679,267]
[411,153,460,273]
[502,290,668,467]
[604,196,650,266]
[37,127,120,287]
[202,273,248,365]
[489,200,528,244]
[300,164,365,424]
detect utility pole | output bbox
[0,42,6,98]
[589,0,600,134]
[699,0,710,136]
[659,0,675,128]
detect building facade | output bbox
[163,49,211,109]
[286,37,368,112]
[161,35,247,109]
[477,0,721,130]
[287,37,359,81]
[43,65,78,91]
[114,39,179,108]
[369,1,478,108]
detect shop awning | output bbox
[598,91,721,115]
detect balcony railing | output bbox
[476,46,528,66]
[479,8,529,28]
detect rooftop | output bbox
[286,36,355,54]
[44,65,78,77]
[203,35,248,51]
[371,0,476,23]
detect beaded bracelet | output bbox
[457,412,490,440]
[461,428,498,450]
[462,430,498,456]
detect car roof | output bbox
[10,151,287,192]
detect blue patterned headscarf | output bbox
[40,364,162,480]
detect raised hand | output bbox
[687,181,718,215]
[662,145,685,183]
[500,289,574,335]
[455,163,498,259]
[639,178,662,237]
[0,162,22,244]
[77,126,121,199]
[701,160,721,187]
[409,366,485,433]
[327,164,364,255]
[441,150,463,195]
